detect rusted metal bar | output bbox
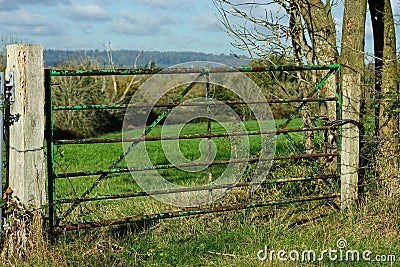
[50,67,162,77]
[49,64,341,77]
[52,97,337,110]
[54,125,339,145]
[55,174,338,204]
[54,193,340,232]
[55,153,339,179]
[50,64,340,76]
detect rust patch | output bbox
[346,18,354,44]
[17,49,27,69]
[347,34,353,43]
[17,47,27,107]
[346,18,353,32]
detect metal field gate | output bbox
[45,63,342,232]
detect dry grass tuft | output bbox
[0,196,65,266]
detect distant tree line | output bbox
[44,49,250,68]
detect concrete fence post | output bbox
[6,44,46,210]
[340,73,360,209]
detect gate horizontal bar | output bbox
[52,97,337,110]
[54,153,339,178]
[54,193,340,232]
[55,174,338,204]
[54,125,339,145]
[49,64,341,77]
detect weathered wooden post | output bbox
[340,74,360,210]
[6,44,46,210]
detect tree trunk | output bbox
[369,0,399,201]
[289,1,314,153]
[339,0,367,208]
[290,0,339,153]
[297,0,339,122]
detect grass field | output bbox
[2,118,399,266]
[51,118,334,225]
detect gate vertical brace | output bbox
[0,73,4,233]
[335,66,343,191]
[45,69,55,232]
[206,72,213,204]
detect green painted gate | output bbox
[45,64,342,232]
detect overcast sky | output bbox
[0,0,398,55]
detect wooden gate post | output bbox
[6,44,46,210]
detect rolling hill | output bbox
[44,49,250,68]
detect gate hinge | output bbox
[0,71,14,102]
[6,72,14,102]
[0,72,4,102]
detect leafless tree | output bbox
[213,0,399,202]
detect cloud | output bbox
[108,11,175,35]
[59,3,110,21]
[0,8,62,36]
[192,13,220,32]
[126,0,195,10]
[0,0,69,10]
